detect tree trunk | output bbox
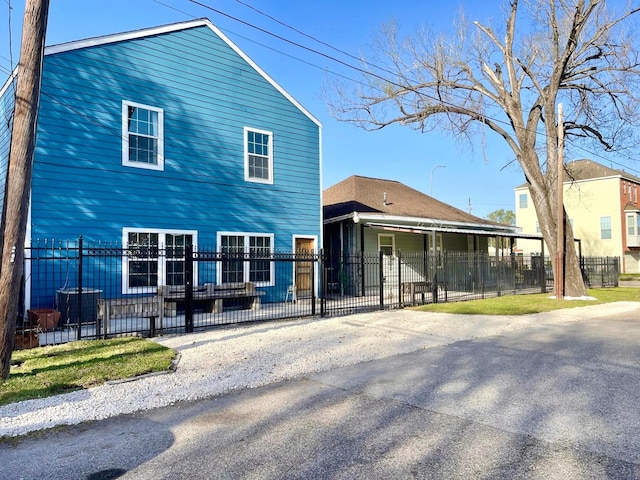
[529,177,586,298]
[0,0,49,379]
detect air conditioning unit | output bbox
[56,288,102,327]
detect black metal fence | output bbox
[16,238,618,348]
[581,256,619,288]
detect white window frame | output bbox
[600,216,612,240]
[519,193,528,209]
[122,100,164,171]
[428,233,443,253]
[244,127,273,184]
[378,233,395,256]
[217,231,275,287]
[122,228,197,294]
[628,215,636,236]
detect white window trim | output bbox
[217,231,275,287]
[244,127,273,184]
[122,100,165,171]
[378,233,395,256]
[519,193,528,209]
[122,228,197,294]
[600,216,612,240]
[428,233,443,253]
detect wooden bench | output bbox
[98,296,163,337]
[401,281,435,305]
[161,282,264,315]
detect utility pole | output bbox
[555,103,565,300]
[0,0,50,379]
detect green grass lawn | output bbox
[414,287,640,315]
[1,337,176,407]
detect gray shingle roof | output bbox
[323,175,499,226]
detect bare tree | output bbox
[329,0,640,297]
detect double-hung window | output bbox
[519,193,528,209]
[123,229,195,293]
[628,215,636,236]
[218,232,274,286]
[122,101,164,171]
[428,233,443,253]
[126,232,159,290]
[378,234,395,256]
[244,127,273,184]
[600,216,612,240]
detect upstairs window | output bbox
[519,193,528,208]
[244,127,273,184]
[600,216,612,240]
[122,101,164,171]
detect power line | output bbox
[4,0,638,180]
[231,0,397,79]
[184,0,640,175]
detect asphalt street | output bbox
[2,306,640,479]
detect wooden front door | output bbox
[295,238,314,298]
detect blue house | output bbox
[0,19,322,311]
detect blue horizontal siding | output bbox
[0,80,15,218]
[31,24,321,251]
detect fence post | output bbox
[379,250,384,310]
[512,253,517,295]
[311,257,316,316]
[442,252,448,303]
[185,245,194,333]
[496,257,502,297]
[481,254,485,299]
[77,236,83,341]
[432,252,438,304]
[397,250,402,308]
[360,251,365,297]
[319,250,325,317]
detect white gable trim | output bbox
[44,18,212,55]
[44,18,322,128]
[0,68,17,99]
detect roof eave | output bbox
[324,211,518,234]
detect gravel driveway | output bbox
[1,301,638,438]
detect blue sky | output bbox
[0,1,546,218]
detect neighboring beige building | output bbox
[515,159,640,273]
